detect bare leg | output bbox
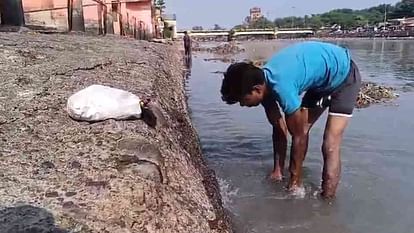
[263,101,287,181]
[321,115,350,199]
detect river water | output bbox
[186,39,414,233]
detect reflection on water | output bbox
[183,54,193,81]
[187,39,414,233]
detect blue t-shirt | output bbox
[263,41,351,115]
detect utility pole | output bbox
[384,4,387,29]
[291,6,296,28]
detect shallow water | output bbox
[186,39,414,233]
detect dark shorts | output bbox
[301,60,362,117]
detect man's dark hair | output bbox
[220,62,265,104]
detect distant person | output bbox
[220,41,361,199]
[183,31,192,57]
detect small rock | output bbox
[70,160,82,169]
[62,201,77,209]
[45,191,59,198]
[65,191,77,197]
[41,161,55,169]
[85,180,108,188]
[116,219,127,228]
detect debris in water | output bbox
[356,82,398,108]
[194,42,245,55]
[203,57,235,63]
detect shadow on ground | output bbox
[0,205,68,233]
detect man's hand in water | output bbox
[262,99,288,183]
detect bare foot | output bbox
[321,190,336,200]
[287,184,306,198]
[269,170,283,182]
[287,177,302,191]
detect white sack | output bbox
[67,84,142,122]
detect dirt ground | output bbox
[0,32,231,233]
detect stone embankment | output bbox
[0,32,231,233]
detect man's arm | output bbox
[263,100,288,180]
[285,108,308,189]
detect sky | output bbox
[165,0,400,29]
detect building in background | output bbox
[21,0,160,38]
[249,7,262,23]
[388,17,414,30]
[244,7,263,25]
[162,13,177,39]
[250,7,262,21]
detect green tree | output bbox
[308,15,323,29]
[192,26,203,31]
[391,0,414,18]
[232,24,247,30]
[163,21,172,38]
[213,24,224,30]
[155,0,166,13]
[238,0,414,30]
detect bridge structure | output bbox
[177,28,315,40]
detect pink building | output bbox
[22,0,157,37]
[23,0,68,30]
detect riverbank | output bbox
[0,32,231,232]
